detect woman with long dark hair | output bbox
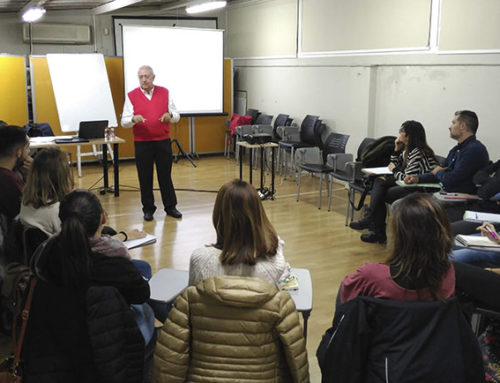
[350,120,438,243]
[23,190,150,383]
[341,193,454,302]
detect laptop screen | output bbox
[78,120,108,139]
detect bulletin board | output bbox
[0,56,28,126]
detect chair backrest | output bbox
[322,133,349,163]
[246,108,260,123]
[273,114,293,139]
[274,114,290,128]
[299,115,320,145]
[318,296,484,383]
[255,114,273,125]
[356,137,376,161]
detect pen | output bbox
[486,227,499,241]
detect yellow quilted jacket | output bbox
[152,276,309,383]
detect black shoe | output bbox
[349,217,372,230]
[143,211,154,221]
[360,231,387,244]
[165,208,182,219]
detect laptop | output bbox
[78,120,108,139]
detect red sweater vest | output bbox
[128,86,170,141]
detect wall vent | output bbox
[23,23,92,45]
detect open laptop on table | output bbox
[55,120,108,143]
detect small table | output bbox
[288,268,313,340]
[29,136,125,197]
[236,141,278,200]
[148,267,313,340]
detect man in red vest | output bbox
[121,65,182,221]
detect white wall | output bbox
[228,0,500,160]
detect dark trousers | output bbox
[368,177,416,234]
[134,139,177,214]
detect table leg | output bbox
[239,145,243,180]
[102,144,109,190]
[302,310,311,341]
[260,146,264,191]
[249,147,253,185]
[113,143,119,197]
[271,147,275,199]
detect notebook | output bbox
[455,234,500,248]
[78,120,108,139]
[463,211,500,223]
[124,234,157,250]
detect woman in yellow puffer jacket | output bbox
[152,276,309,383]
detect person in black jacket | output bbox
[23,189,150,383]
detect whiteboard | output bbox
[47,53,117,133]
[122,26,224,115]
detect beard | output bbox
[14,153,25,170]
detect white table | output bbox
[148,267,313,339]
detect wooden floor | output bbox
[6,155,389,381]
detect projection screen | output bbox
[122,25,224,115]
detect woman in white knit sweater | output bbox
[189,179,288,287]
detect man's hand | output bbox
[132,115,146,124]
[388,162,396,171]
[404,175,419,184]
[159,113,172,123]
[431,165,446,175]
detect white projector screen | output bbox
[122,26,224,115]
[47,53,118,132]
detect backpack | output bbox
[350,136,397,212]
[229,114,253,137]
[359,135,397,168]
[1,263,32,319]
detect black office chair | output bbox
[296,133,350,210]
[278,115,324,179]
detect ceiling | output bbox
[0,0,236,15]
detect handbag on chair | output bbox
[0,278,37,383]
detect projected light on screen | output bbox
[122,25,224,115]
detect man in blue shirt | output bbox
[405,110,489,194]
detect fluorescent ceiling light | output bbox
[186,1,226,14]
[22,6,46,22]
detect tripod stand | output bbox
[172,122,196,168]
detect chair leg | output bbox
[318,173,323,209]
[296,170,301,201]
[345,188,351,226]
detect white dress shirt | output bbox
[121,86,180,128]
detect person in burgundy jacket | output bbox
[121,65,182,221]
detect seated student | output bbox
[349,120,438,244]
[153,275,309,383]
[0,125,31,224]
[188,179,288,287]
[19,148,146,257]
[23,189,150,382]
[405,110,489,196]
[341,192,455,303]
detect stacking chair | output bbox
[246,108,260,123]
[296,133,350,209]
[278,115,324,179]
[328,137,376,225]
